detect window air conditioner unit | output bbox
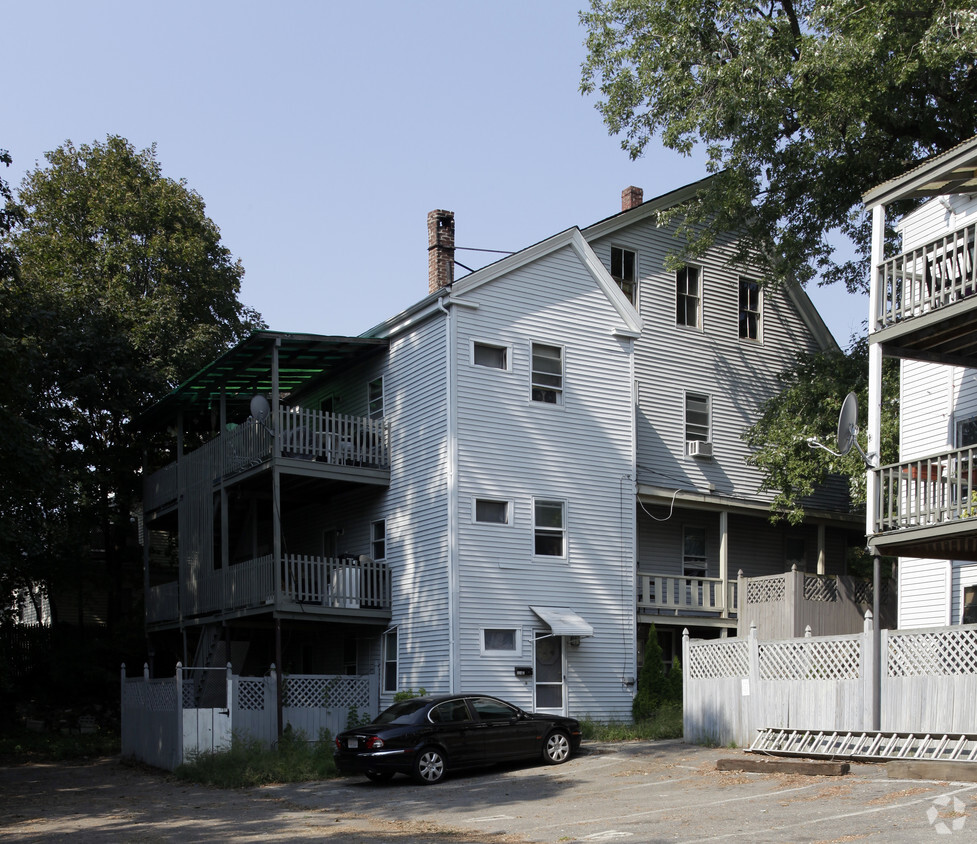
[687,440,713,458]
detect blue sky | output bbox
[4,0,866,346]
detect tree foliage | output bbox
[580,1,977,291]
[742,338,899,524]
[633,624,681,721]
[0,136,263,627]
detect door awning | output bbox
[530,606,594,638]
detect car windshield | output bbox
[373,699,430,726]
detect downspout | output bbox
[438,295,460,693]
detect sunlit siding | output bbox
[379,315,452,701]
[451,244,637,720]
[898,557,951,628]
[587,223,827,505]
[897,194,977,253]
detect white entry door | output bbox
[534,632,566,715]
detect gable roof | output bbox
[363,226,643,340]
[863,136,977,208]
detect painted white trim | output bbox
[471,497,513,526]
[470,339,513,372]
[479,627,522,655]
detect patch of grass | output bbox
[579,701,683,742]
[0,728,121,763]
[174,727,337,788]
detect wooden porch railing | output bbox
[874,447,977,533]
[637,573,738,615]
[143,407,391,511]
[875,220,976,330]
[146,554,391,626]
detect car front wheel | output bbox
[412,747,447,784]
[542,730,571,764]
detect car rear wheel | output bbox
[412,747,446,784]
[365,770,394,782]
[542,730,571,764]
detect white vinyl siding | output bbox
[451,242,637,720]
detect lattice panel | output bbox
[887,627,977,677]
[746,577,785,604]
[124,679,177,712]
[237,678,266,711]
[759,639,861,681]
[688,639,749,678]
[852,580,873,605]
[803,576,839,603]
[283,676,372,709]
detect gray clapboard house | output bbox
[864,136,977,628]
[138,178,864,721]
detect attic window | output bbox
[611,246,637,305]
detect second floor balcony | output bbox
[144,406,390,513]
[873,219,977,366]
[872,448,977,561]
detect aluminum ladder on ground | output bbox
[748,728,977,763]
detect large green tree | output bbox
[1,136,263,629]
[580,1,977,292]
[742,338,899,525]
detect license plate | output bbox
[348,738,358,749]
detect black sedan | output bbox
[334,694,582,784]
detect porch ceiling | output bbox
[138,331,389,429]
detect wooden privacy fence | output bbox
[683,621,977,748]
[121,663,378,770]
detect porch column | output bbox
[272,340,282,601]
[719,510,729,624]
[866,202,886,544]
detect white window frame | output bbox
[610,245,638,306]
[955,414,977,448]
[371,519,386,561]
[480,627,521,655]
[473,497,512,525]
[738,277,762,341]
[533,498,567,559]
[471,340,512,371]
[676,265,702,329]
[682,525,708,578]
[530,342,564,406]
[381,627,398,694]
[685,391,712,445]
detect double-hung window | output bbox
[611,246,637,305]
[676,266,701,328]
[368,376,384,419]
[531,343,563,405]
[533,499,566,557]
[738,278,761,340]
[685,392,711,444]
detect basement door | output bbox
[533,632,566,716]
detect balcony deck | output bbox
[871,448,977,561]
[873,220,977,366]
[144,407,390,513]
[146,554,391,629]
[637,573,738,628]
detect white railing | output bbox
[875,220,977,329]
[143,407,391,509]
[637,573,737,614]
[875,447,977,533]
[277,407,389,467]
[148,554,391,625]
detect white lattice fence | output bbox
[688,639,749,678]
[758,637,861,681]
[881,624,977,733]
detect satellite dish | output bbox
[250,395,271,422]
[836,392,858,456]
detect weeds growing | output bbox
[579,701,683,742]
[174,727,336,788]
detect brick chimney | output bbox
[622,186,643,211]
[427,209,455,293]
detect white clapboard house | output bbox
[139,178,864,720]
[864,137,977,629]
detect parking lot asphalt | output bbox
[270,739,977,843]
